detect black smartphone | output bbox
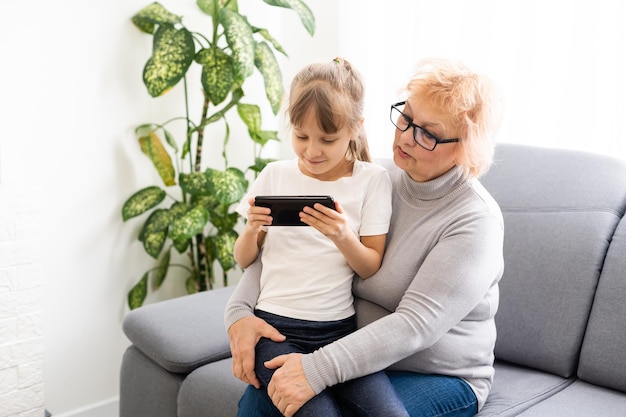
[254,195,335,226]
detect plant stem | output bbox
[195,93,210,172]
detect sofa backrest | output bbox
[480,144,626,378]
[578,215,626,392]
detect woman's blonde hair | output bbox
[287,58,371,162]
[406,59,503,178]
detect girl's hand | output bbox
[243,197,272,233]
[299,201,351,243]
[265,353,315,417]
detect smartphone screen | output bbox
[254,195,335,226]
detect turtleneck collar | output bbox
[395,165,469,203]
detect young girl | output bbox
[230,58,408,417]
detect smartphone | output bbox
[254,195,335,226]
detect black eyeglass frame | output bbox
[390,101,460,151]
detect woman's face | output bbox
[392,91,461,182]
[292,109,353,181]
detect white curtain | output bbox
[334,0,626,161]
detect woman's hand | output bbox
[227,315,286,388]
[265,353,316,417]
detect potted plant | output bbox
[122,0,315,309]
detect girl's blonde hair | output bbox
[287,58,371,162]
[407,59,503,178]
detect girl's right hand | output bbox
[244,197,273,234]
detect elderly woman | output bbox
[225,58,504,417]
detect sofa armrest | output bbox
[123,286,235,374]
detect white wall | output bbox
[1,0,624,415]
[0,0,339,415]
[334,0,626,161]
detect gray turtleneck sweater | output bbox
[225,163,504,411]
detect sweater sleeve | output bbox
[223,255,262,330]
[301,210,504,394]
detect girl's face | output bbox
[292,109,354,181]
[392,91,461,182]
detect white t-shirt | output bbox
[236,159,392,321]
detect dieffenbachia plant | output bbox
[122,0,315,309]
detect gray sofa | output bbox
[120,144,626,416]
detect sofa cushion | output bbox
[123,286,235,374]
[578,217,626,392]
[515,379,626,416]
[120,346,184,417]
[476,360,574,417]
[480,144,626,377]
[178,358,247,417]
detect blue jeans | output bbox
[248,310,409,417]
[238,371,478,417]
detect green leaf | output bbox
[209,230,238,271]
[143,230,167,258]
[139,132,176,186]
[131,2,182,34]
[139,209,170,258]
[251,129,280,146]
[205,167,248,206]
[211,210,240,232]
[196,47,236,106]
[197,0,238,16]
[253,28,287,57]
[185,274,199,294]
[180,172,212,196]
[128,273,149,310]
[254,42,283,115]
[262,0,315,36]
[143,24,195,97]
[169,206,210,241]
[237,103,261,132]
[162,128,178,152]
[138,208,171,241]
[173,238,190,253]
[248,156,276,176]
[169,201,192,218]
[219,8,255,81]
[122,186,166,221]
[153,248,171,289]
[167,202,197,249]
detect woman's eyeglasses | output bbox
[390,101,459,151]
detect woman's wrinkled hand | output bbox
[265,353,316,417]
[228,315,286,388]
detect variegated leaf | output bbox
[153,248,171,289]
[169,206,210,241]
[131,2,182,34]
[139,132,176,186]
[205,167,248,206]
[262,0,315,35]
[237,103,261,133]
[138,208,171,241]
[219,8,254,81]
[210,230,238,271]
[197,0,238,17]
[254,42,283,115]
[143,230,167,259]
[196,47,236,106]
[122,186,166,221]
[253,28,287,57]
[128,273,148,310]
[143,24,195,97]
[180,172,212,196]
